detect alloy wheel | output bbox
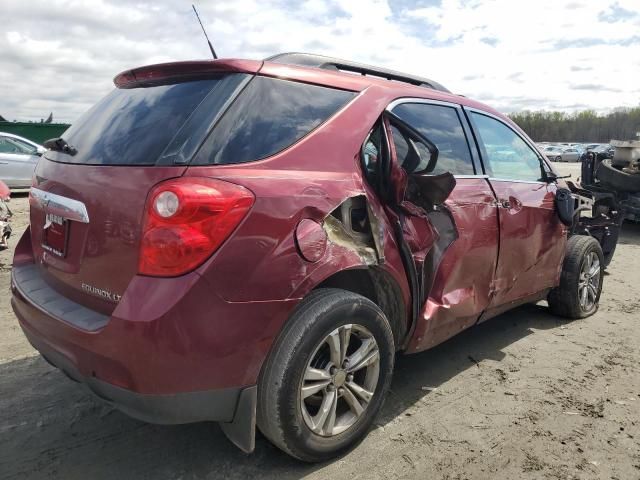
[578,251,600,311]
[300,324,380,437]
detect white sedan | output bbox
[0,132,44,188]
[543,146,581,162]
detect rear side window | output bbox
[49,78,227,165]
[193,77,355,165]
[391,103,474,175]
[0,136,36,155]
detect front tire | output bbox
[257,289,395,462]
[548,236,604,319]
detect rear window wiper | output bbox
[43,137,77,156]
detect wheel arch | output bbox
[313,266,408,350]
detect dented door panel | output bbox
[481,180,567,318]
[406,178,499,353]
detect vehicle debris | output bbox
[581,138,640,226]
[322,196,382,265]
[0,180,12,250]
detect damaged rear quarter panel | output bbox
[187,170,410,323]
[186,86,410,310]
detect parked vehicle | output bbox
[584,143,601,151]
[543,146,582,163]
[543,146,564,162]
[0,132,44,188]
[560,147,582,162]
[0,179,11,249]
[11,53,613,462]
[593,144,615,159]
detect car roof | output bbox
[0,132,41,147]
[120,54,517,134]
[259,55,506,117]
[266,52,451,93]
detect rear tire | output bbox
[257,288,395,462]
[548,236,604,319]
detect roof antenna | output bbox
[192,4,218,59]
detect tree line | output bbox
[508,107,640,143]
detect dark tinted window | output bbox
[391,103,474,175]
[51,79,222,165]
[390,125,432,174]
[362,124,383,183]
[194,77,355,165]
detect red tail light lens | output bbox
[139,177,254,277]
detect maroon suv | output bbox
[11,53,607,462]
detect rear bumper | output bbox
[21,321,241,424]
[10,257,297,423]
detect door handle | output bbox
[0,162,9,165]
[500,199,511,208]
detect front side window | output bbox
[391,103,474,175]
[471,112,544,182]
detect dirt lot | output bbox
[1,166,639,479]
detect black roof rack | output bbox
[265,52,450,93]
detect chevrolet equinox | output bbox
[11,53,609,462]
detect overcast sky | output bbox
[1,0,639,123]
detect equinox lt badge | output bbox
[81,283,122,303]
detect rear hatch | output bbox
[28,64,254,314]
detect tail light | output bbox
[139,177,254,277]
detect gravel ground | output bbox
[1,164,639,479]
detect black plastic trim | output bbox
[220,386,257,453]
[266,52,450,93]
[20,323,243,425]
[12,263,109,332]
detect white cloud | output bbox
[0,0,638,123]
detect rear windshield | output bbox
[51,79,224,165]
[192,77,356,165]
[47,75,354,167]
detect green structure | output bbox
[0,122,71,145]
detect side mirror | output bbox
[545,171,571,183]
[36,146,46,156]
[555,188,574,226]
